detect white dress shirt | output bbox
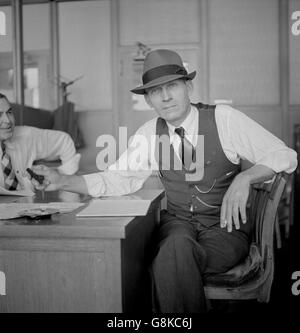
[0,126,80,190]
[84,104,297,197]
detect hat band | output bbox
[142,64,187,85]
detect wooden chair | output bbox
[204,173,286,303]
[278,174,294,239]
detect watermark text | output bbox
[291,271,300,296]
[0,11,6,36]
[291,11,300,36]
[0,271,6,296]
[95,127,205,182]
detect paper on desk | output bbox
[76,197,151,217]
[0,202,85,219]
[0,186,34,197]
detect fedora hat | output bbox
[131,49,196,95]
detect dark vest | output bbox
[155,103,241,226]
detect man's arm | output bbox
[32,166,152,197]
[32,127,80,174]
[218,105,298,232]
[31,166,89,194]
[31,121,155,197]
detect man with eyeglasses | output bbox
[29,49,297,313]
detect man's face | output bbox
[0,97,15,142]
[145,79,193,127]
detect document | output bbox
[0,202,85,219]
[0,186,34,197]
[76,195,152,217]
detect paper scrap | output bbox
[0,202,85,220]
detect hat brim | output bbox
[130,71,196,95]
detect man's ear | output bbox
[186,80,193,95]
[144,94,153,108]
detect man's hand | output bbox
[29,165,64,191]
[220,173,250,232]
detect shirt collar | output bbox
[167,105,198,143]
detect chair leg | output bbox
[284,217,290,239]
[275,215,282,249]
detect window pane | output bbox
[119,0,200,45]
[23,2,52,109]
[59,0,112,111]
[209,0,279,105]
[0,4,15,103]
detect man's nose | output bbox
[161,87,171,101]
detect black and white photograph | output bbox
[0,0,299,323]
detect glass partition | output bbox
[0,2,15,103]
[23,2,52,110]
[58,0,112,111]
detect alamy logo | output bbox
[291,11,300,36]
[0,271,6,296]
[95,127,205,182]
[291,271,300,296]
[0,11,6,36]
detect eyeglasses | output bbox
[147,81,179,98]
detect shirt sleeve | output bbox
[32,127,80,174]
[216,105,298,174]
[83,120,156,197]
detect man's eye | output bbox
[150,88,160,95]
[168,82,177,89]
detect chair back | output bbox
[249,173,286,268]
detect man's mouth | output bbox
[0,127,12,130]
[163,105,176,110]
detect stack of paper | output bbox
[76,197,151,217]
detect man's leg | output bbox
[197,224,250,274]
[151,211,208,313]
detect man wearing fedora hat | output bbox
[30,49,297,313]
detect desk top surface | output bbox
[0,189,164,239]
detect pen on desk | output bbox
[26,167,45,198]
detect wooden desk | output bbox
[0,189,164,313]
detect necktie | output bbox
[1,142,19,191]
[174,127,195,169]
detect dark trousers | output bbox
[151,210,250,313]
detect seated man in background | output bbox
[0,93,80,192]
[29,49,297,313]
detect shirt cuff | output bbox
[256,149,298,174]
[57,153,81,175]
[82,173,106,197]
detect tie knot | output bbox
[174,127,185,139]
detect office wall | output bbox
[114,0,295,145]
